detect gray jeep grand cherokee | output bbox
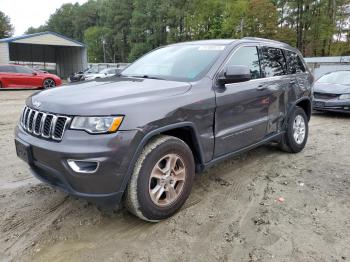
[15,37,313,222]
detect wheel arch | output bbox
[295,97,312,121]
[120,122,206,197]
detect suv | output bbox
[15,38,313,222]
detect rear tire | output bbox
[280,106,308,153]
[125,135,195,222]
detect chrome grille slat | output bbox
[20,106,70,141]
[39,113,47,135]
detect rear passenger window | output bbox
[226,46,261,79]
[0,66,16,73]
[284,50,306,74]
[260,47,286,77]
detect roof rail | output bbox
[242,37,284,44]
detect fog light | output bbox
[67,160,99,173]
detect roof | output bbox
[305,56,350,63]
[0,31,85,47]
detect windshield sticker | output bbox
[198,46,225,51]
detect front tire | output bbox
[43,78,56,89]
[280,106,309,153]
[125,135,195,222]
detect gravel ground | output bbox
[0,90,349,262]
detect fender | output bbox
[119,122,206,195]
[283,96,312,130]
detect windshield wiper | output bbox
[129,75,165,80]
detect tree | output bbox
[25,25,48,34]
[102,0,133,62]
[84,26,112,62]
[0,11,14,38]
[23,0,350,59]
[245,0,279,38]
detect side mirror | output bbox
[32,72,37,76]
[218,65,251,85]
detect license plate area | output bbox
[314,101,325,108]
[15,139,33,164]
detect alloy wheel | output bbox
[293,115,306,144]
[43,79,56,89]
[148,154,186,207]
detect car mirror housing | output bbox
[218,65,251,85]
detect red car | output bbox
[0,64,62,89]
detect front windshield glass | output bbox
[100,68,110,74]
[121,44,226,81]
[317,71,350,86]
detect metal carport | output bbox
[0,31,87,78]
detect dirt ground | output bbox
[0,90,349,262]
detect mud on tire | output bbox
[125,135,195,222]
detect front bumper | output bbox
[313,99,350,113]
[15,125,142,206]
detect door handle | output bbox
[257,85,267,91]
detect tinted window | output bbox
[226,46,261,79]
[0,66,16,73]
[284,50,306,74]
[15,66,34,74]
[260,47,286,77]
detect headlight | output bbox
[339,94,350,100]
[70,116,123,134]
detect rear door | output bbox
[14,66,42,88]
[214,45,270,157]
[259,46,290,135]
[284,50,310,95]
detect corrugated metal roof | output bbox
[0,31,85,47]
[305,56,350,63]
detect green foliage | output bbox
[84,26,112,62]
[0,11,14,38]
[25,0,350,62]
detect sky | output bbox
[0,0,88,36]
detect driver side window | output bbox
[226,46,261,79]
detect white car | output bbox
[84,68,120,81]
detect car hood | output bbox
[26,77,192,116]
[314,82,350,94]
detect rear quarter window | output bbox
[284,50,306,74]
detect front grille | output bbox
[20,107,71,141]
[314,92,339,100]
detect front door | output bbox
[14,66,43,88]
[214,45,270,157]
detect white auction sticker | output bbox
[198,46,226,51]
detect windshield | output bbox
[84,67,99,74]
[317,71,350,86]
[121,44,226,81]
[100,68,111,74]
